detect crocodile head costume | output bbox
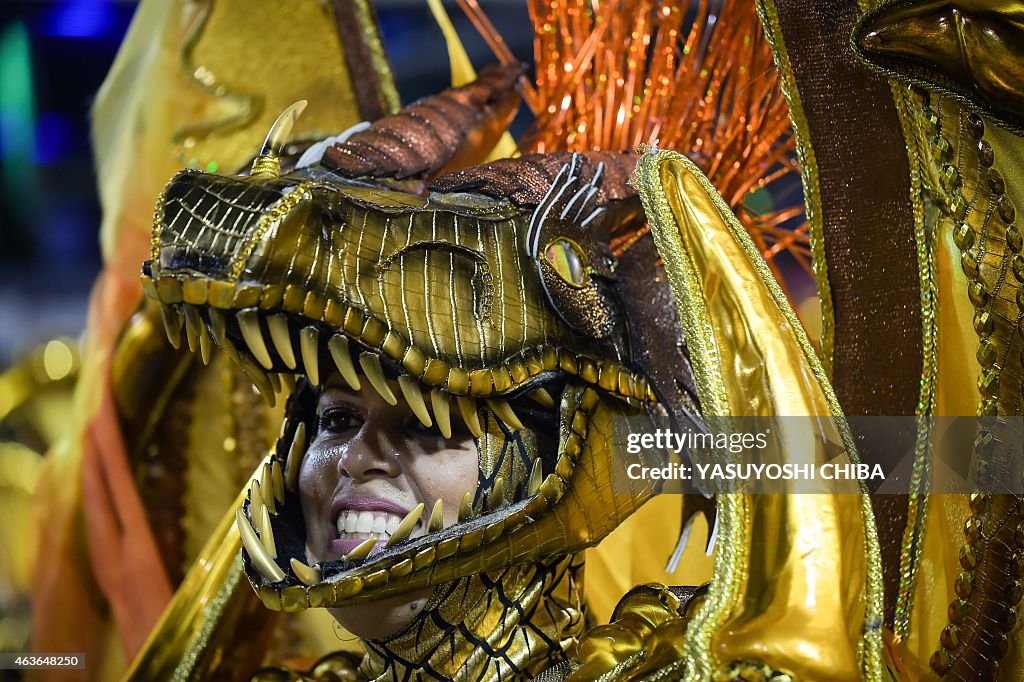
[141,65,700,679]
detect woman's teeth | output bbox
[337,510,404,540]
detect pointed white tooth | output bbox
[299,326,320,385]
[458,492,474,522]
[488,478,506,511]
[239,355,276,407]
[284,422,306,491]
[706,512,719,556]
[356,511,374,533]
[236,508,285,582]
[428,499,444,532]
[528,458,543,497]
[398,376,432,427]
[345,511,357,533]
[358,353,397,405]
[431,390,452,438]
[328,335,361,390]
[528,387,556,408]
[337,513,347,535]
[183,304,202,353]
[160,303,183,350]
[487,399,523,431]
[290,557,321,586]
[268,314,297,369]
[385,515,400,535]
[456,397,484,438]
[198,324,212,365]
[269,459,285,503]
[237,309,274,369]
[344,537,377,561]
[385,502,424,547]
[259,504,277,557]
[372,515,387,534]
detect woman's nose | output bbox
[337,417,402,481]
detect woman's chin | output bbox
[329,587,435,640]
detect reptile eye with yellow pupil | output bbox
[544,238,588,287]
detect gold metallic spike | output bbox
[385,502,424,548]
[251,481,265,530]
[457,396,484,438]
[268,314,297,369]
[431,389,453,438]
[328,334,361,390]
[285,422,307,492]
[235,509,285,582]
[251,100,308,178]
[267,371,282,396]
[290,557,321,586]
[207,308,238,359]
[260,463,276,514]
[208,308,226,342]
[269,459,285,503]
[344,537,377,562]
[486,399,523,431]
[198,324,212,365]
[458,491,474,522]
[279,373,296,392]
[359,353,398,405]
[399,376,432,427]
[239,356,276,407]
[238,309,274,370]
[488,478,505,511]
[160,303,182,350]
[428,499,444,532]
[299,326,320,386]
[528,458,543,497]
[259,504,277,557]
[528,387,556,409]
[182,304,203,353]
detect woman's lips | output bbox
[327,495,418,557]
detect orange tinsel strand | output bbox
[460,0,810,295]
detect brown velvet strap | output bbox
[771,0,923,621]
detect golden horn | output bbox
[250,100,308,177]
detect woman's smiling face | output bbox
[298,372,479,638]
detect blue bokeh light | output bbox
[42,0,116,39]
[34,111,71,165]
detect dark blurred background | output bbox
[0,0,535,368]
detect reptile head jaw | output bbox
[142,93,673,610]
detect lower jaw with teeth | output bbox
[330,510,417,557]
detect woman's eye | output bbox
[319,409,361,434]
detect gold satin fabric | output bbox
[635,150,885,681]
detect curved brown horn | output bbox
[322,63,525,182]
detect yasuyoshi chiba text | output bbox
[625,461,886,482]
